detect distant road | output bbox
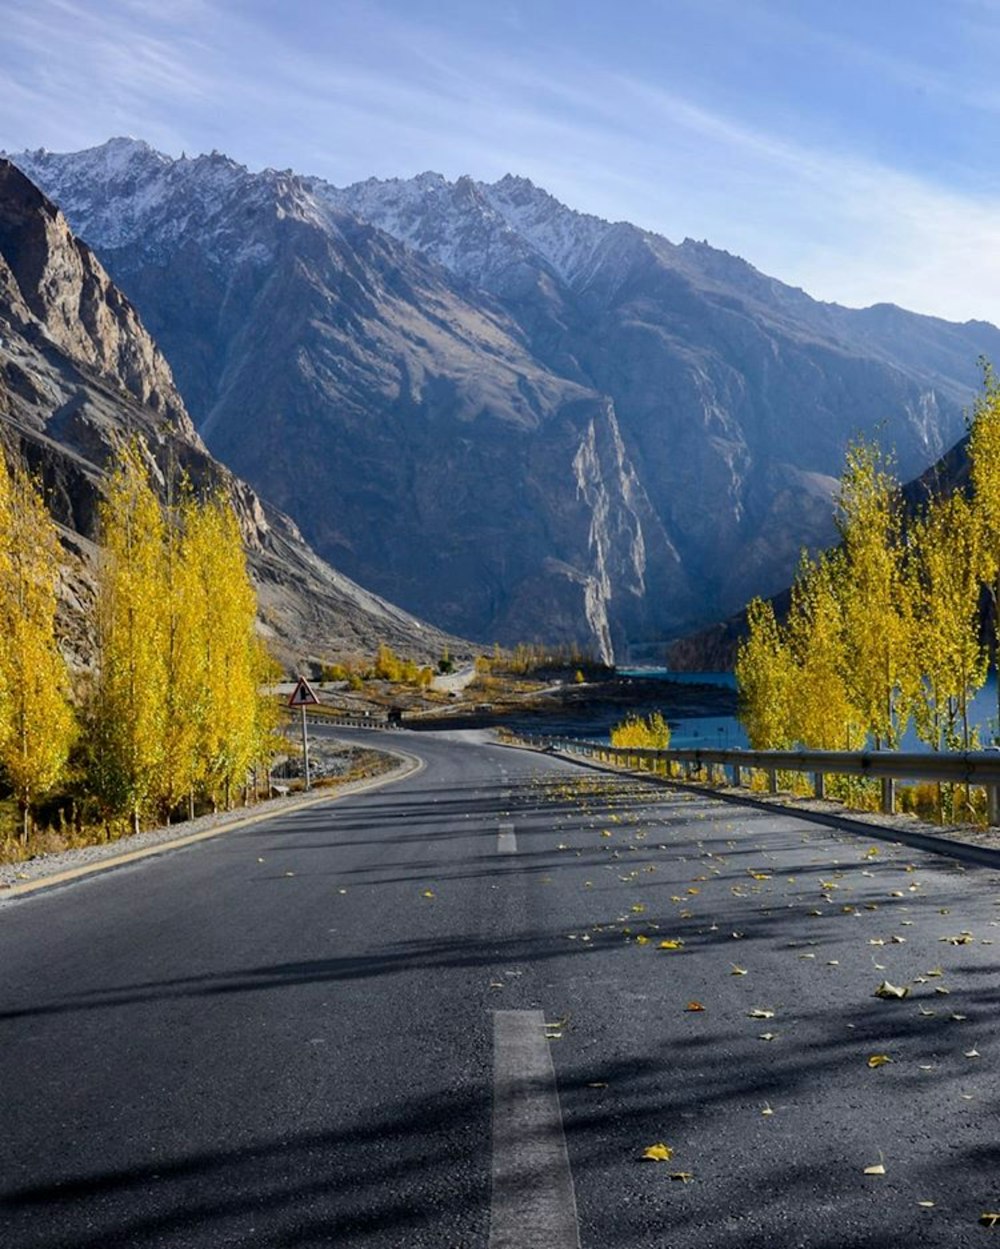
[3,727,999,1247]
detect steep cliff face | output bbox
[0,159,461,669]
[13,139,1000,658]
[11,143,677,656]
[0,161,189,430]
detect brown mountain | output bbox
[12,140,1000,661]
[0,159,462,670]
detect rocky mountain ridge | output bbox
[11,138,1000,660]
[0,158,460,669]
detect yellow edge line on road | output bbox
[4,748,424,899]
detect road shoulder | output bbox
[1,746,423,901]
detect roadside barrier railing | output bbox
[503,731,1000,825]
[304,712,398,730]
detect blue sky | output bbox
[4,0,1000,323]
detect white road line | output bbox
[489,1010,581,1249]
[498,822,517,854]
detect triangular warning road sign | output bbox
[288,676,320,707]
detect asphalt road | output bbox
[3,727,1000,1248]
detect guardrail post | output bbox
[813,772,825,800]
[989,785,1000,827]
[768,768,777,794]
[881,777,895,815]
[731,763,741,787]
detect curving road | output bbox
[3,726,1000,1248]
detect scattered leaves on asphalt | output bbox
[642,1143,674,1161]
[874,980,909,999]
[867,1054,892,1068]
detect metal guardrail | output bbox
[305,713,397,730]
[507,732,1000,824]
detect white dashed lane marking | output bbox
[498,822,517,854]
[489,1010,580,1249]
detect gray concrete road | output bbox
[2,727,999,1247]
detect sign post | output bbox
[287,676,320,790]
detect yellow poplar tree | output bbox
[187,493,261,808]
[735,597,795,749]
[249,637,283,796]
[91,442,168,831]
[784,550,862,750]
[907,491,986,753]
[968,362,1000,740]
[0,455,75,839]
[155,482,209,820]
[835,438,916,749]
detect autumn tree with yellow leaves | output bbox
[88,443,169,831]
[610,711,671,750]
[735,597,794,749]
[906,490,986,753]
[784,550,863,751]
[88,443,278,829]
[968,362,1000,739]
[737,409,997,763]
[0,454,76,840]
[185,492,269,810]
[835,438,917,749]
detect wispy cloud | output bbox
[3,0,1000,324]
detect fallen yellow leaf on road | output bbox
[685,1001,706,1012]
[980,1213,1000,1228]
[669,1171,694,1182]
[659,939,684,950]
[748,1008,775,1019]
[731,965,748,976]
[421,889,435,898]
[863,1163,886,1176]
[874,981,909,999]
[867,1054,892,1068]
[643,1143,674,1161]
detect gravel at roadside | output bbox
[0,743,404,895]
